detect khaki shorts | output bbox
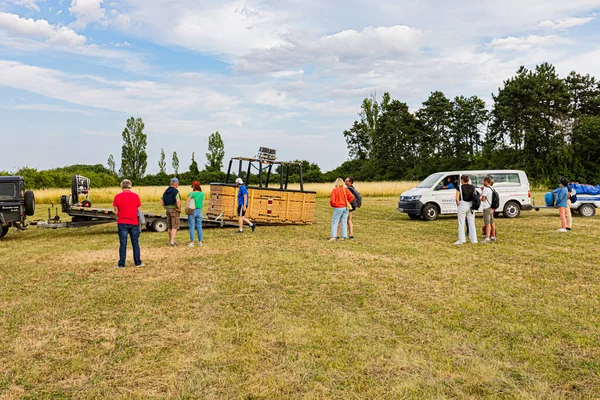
[483,208,494,225]
[166,208,181,230]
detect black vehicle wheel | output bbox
[152,219,168,233]
[422,204,439,221]
[81,200,92,208]
[503,201,520,218]
[24,190,35,216]
[408,213,421,220]
[579,204,596,217]
[0,225,9,238]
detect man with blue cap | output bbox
[161,177,181,245]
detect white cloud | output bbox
[0,11,86,46]
[110,9,131,30]
[318,25,424,58]
[490,35,565,51]
[235,24,424,74]
[536,16,595,29]
[56,10,63,15]
[6,0,43,12]
[69,0,106,30]
[271,69,304,78]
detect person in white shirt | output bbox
[480,176,497,243]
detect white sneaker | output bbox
[198,242,202,246]
[188,242,195,247]
[453,241,464,245]
[483,238,491,243]
[557,228,567,232]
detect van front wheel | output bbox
[422,204,439,221]
[503,201,520,218]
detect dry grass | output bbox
[1,197,599,398]
[34,181,417,204]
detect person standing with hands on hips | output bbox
[235,177,256,233]
[113,179,144,268]
[161,177,181,246]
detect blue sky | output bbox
[1,0,600,174]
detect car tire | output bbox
[503,201,520,218]
[152,219,168,233]
[24,190,35,216]
[579,204,596,217]
[422,204,439,221]
[0,225,9,238]
[408,213,421,220]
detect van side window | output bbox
[490,173,521,186]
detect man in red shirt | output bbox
[113,179,143,268]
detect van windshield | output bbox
[417,173,444,188]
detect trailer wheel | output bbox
[579,204,596,217]
[24,190,35,216]
[0,225,9,238]
[81,200,92,208]
[152,219,168,233]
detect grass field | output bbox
[1,197,599,398]
[33,181,417,204]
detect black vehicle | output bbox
[0,176,35,238]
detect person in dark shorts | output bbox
[235,177,255,233]
[113,179,144,268]
[161,177,181,246]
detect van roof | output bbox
[434,170,526,175]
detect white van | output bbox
[397,170,533,220]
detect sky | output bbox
[1,0,600,174]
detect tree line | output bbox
[341,62,600,185]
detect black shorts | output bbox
[237,204,246,216]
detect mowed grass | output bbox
[33,181,417,204]
[1,197,599,399]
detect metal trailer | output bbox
[533,195,598,218]
[34,190,237,231]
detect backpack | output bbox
[349,186,362,208]
[471,190,481,211]
[569,187,577,203]
[488,187,500,209]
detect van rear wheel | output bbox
[503,201,520,218]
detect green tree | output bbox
[343,93,379,160]
[451,95,489,166]
[488,63,571,180]
[206,131,225,171]
[189,152,200,178]
[107,154,116,175]
[416,91,453,159]
[172,151,179,176]
[158,148,167,174]
[119,117,148,182]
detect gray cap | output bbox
[171,177,179,184]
